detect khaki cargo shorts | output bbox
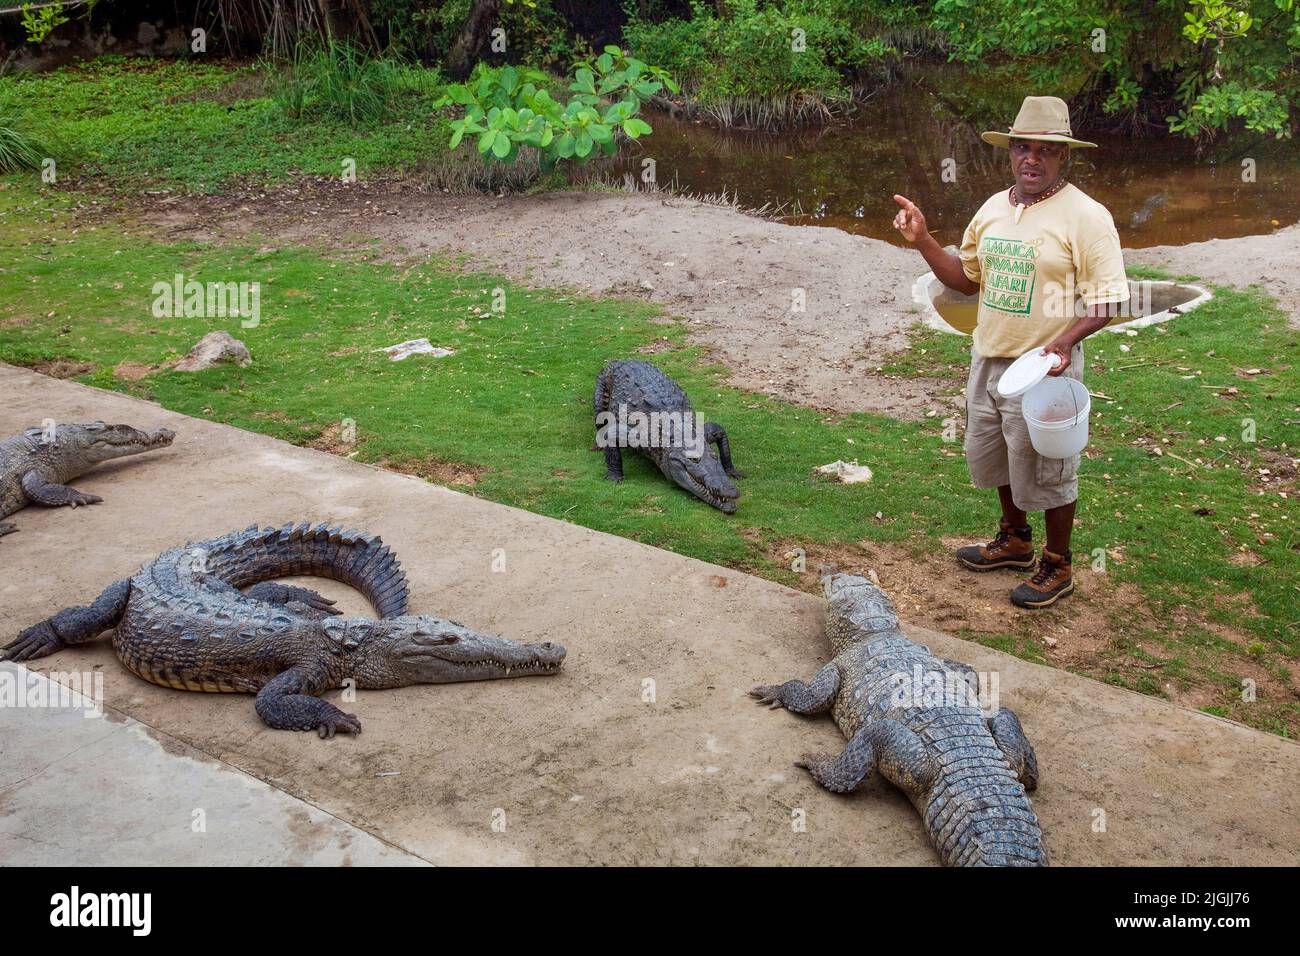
[964,343,1084,513]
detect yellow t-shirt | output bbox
[960,183,1129,358]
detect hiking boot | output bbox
[955,519,1035,571]
[1011,549,1074,609]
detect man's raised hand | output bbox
[892,194,929,244]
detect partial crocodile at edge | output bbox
[0,421,175,541]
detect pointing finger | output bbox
[894,194,920,214]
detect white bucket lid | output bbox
[997,348,1062,398]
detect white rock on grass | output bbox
[174,331,252,372]
[815,459,873,484]
[374,338,456,362]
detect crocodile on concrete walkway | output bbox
[752,572,1047,866]
[0,421,175,542]
[3,522,566,738]
[594,360,744,513]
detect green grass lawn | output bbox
[1,178,1296,735]
[2,55,450,191]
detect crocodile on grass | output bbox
[2,523,566,738]
[594,360,744,513]
[752,572,1046,866]
[0,422,175,542]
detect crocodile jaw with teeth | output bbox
[346,615,567,688]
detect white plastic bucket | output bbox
[1022,377,1091,458]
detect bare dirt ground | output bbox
[135,182,956,420]
[135,181,1300,419]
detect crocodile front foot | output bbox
[254,669,363,738]
[315,707,363,739]
[749,663,839,714]
[0,522,17,540]
[2,619,65,662]
[259,696,363,738]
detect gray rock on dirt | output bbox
[174,331,252,372]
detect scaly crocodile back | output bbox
[596,360,700,476]
[826,576,1046,866]
[596,360,693,416]
[114,523,409,692]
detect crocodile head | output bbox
[45,422,176,463]
[662,449,740,513]
[334,615,566,689]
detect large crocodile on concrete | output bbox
[594,360,744,513]
[0,421,175,542]
[752,572,1046,866]
[2,522,566,737]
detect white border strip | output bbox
[911,272,1213,336]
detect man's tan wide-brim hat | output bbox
[982,95,1097,149]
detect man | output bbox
[893,95,1128,609]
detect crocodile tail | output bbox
[594,362,616,416]
[924,771,1047,867]
[215,523,410,619]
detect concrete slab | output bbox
[0,664,426,865]
[0,363,1296,865]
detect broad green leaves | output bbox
[437,46,678,167]
[1183,0,1255,44]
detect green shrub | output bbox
[20,2,69,44]
[436,46,676,169]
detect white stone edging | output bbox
[911,272,1213,336]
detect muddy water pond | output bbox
[619,76,1300,250]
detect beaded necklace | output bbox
[1008,176,1068,224]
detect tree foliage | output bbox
[623,0,893,104]
[930,0,1298,138]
